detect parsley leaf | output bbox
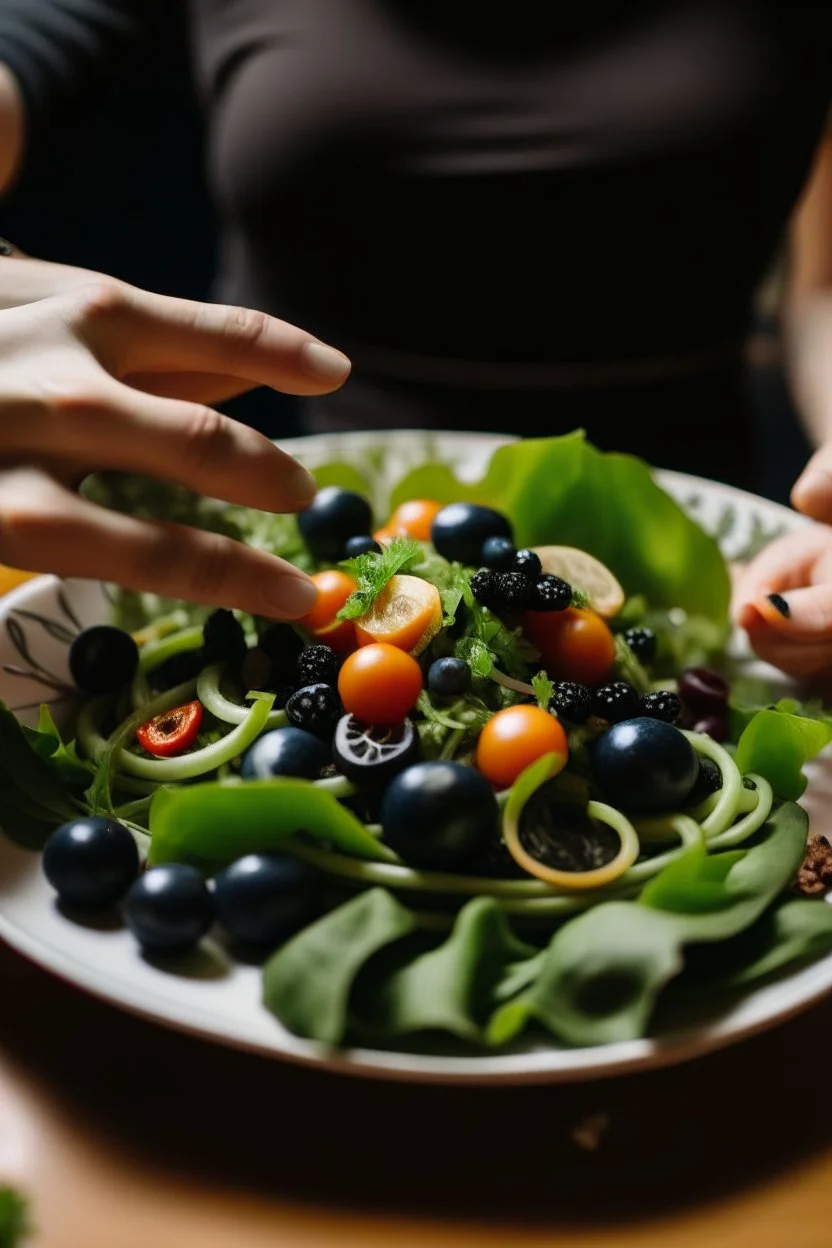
[337,537,421,620]
[532,671,555,710]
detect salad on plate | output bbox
[3,430,832,1054]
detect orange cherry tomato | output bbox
[523,606,616,686]
[136,699,203,758]
[301,570,358,634]
[338,643,424,725]
[476,705,568,790]
[385,499,443,542]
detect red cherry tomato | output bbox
[136,700,203,758]
[523,606,616,686]
[337,643,423,725]
[476,705,568,790]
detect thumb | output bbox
[792,446,832,522]
[738,585,832,642]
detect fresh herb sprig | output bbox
[337,538,421,621]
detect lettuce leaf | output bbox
[389,432,731,625]
[734,707,832,801]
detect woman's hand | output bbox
[0,257,351,617]
[733,522,832,677]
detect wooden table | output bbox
[2,937,832,1248]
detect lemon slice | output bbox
[532,546,624,619]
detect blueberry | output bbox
[69,626,139,695]
[285,683,342,740]
[124,865,214,953]
[513,549,542,580]
[380,761,498,869]
[427,657,472,698]
[241,726,330,780]
[214,853,320,947]
[344,534,382,559]
[591,718,699,813]
[298,487,373,561]
[43,816,139,909]
[481,536,516,570]
[430,503,513,566]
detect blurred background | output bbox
[0,1,811,503]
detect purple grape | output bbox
[691,715,727,742]
[677,668,729,715]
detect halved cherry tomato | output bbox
[301,570,358,634]
[523,606,616,686]
[355,574,442,655]
[338,643,423,725]
[476,705,568,790]
[385,499,444,542]
[136,699,203,758]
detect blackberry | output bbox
[481,536,516,570]
[529,574,572,612]
[494,571,533,611]
[551,681,592,723]
[622,626,657,665]
[513,549,542,580]
[638,690,681,724]
[257,623,305,684]
[591,681,640,723]
[202,609,248,669]
[470,568,502,611]
[297,644,340,688]
[285,683,343,741]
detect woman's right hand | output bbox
[0,256,351,618]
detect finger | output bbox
[792,446,832,522]
[738,583,832,642]
[740,610,832,679]
[66,282,351,396]
[21,376,317,512]
[124,372,254,405]
[731,525,831,613]
[0,467,319,620]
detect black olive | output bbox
[332,714,418,786]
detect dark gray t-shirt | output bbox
[1,1,831,484]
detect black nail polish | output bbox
[767,592,790,618]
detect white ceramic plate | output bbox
[0,430,829,1086]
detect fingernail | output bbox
[793,468,832,510]
[301,341,351,384]
[767,592,790,619]
[286,460,317,504]
[260,573,318,619]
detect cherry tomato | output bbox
[136,700,203,758]
[386,499,444,542]
[337,643,423,725]
[301,570,358,633]
[476,705,568,790]
[523,606,616,686]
